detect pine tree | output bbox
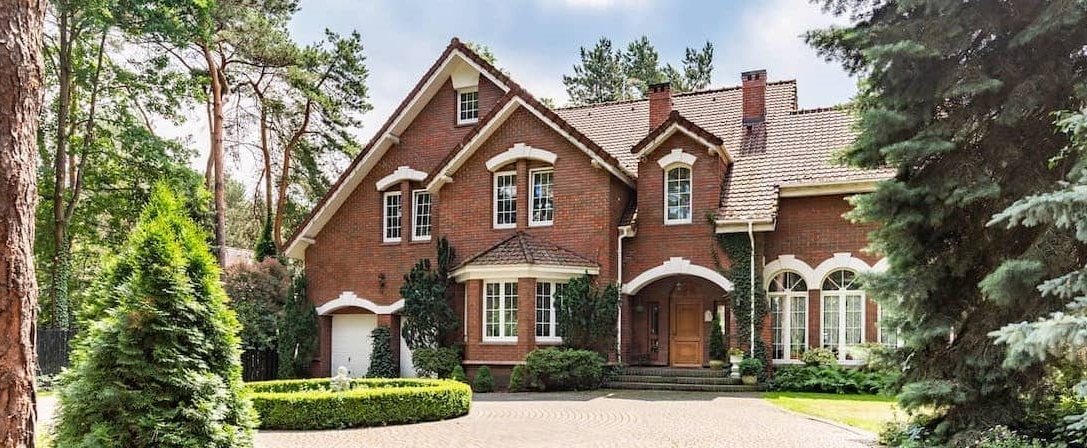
[622,36,664,97]
[990,108,1087,441]
[277,274,318,379]
[367,326,397,378]
[808,0,1087,442]
[254,213,277,261]
[55,184,256,447]
[563,37,629,105]
[564,36,715,105]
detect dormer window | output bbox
[457,88,479,125]
[665,166,692,224]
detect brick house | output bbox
[283,38,894,379]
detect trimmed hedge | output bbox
[246,378,471,430]
[523,348,605,391]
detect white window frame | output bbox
[877,304,901,348]
[483,280,518,342]
[820,269,865,362]
[535,281,564,343]
[493,171,517,229]
[383,191,402,243]
[664,165,692,225]
[529,168,554,227]
[412,190,432,241]
[768,271,808,361]
[457,88,479,125]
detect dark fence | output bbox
[37,328,75,376]
[241,348,279,382]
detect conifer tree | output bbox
[277,274,317,379]
[55,185,256,447]
[808,0,1087,442]
[367,326,397,378]
[564,36,714,105]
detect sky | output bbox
[181,0,858,183]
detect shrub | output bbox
[412,346,461,378]
[968,426,1047,448]
[739,357,764,377]
[246,378,471,430]
[223,257,290,350]
[709,313,726,361]
[523,348,605,391]
[55,185,256,447]
[400,238,459,349]
[509,365,527,392]
[802,347,837,366]
[367,326,397,378]
[277,275,318,379]
[472,366,494,393]
[555,275,619,356]
[770,365,895,394]
[450,365,468,383]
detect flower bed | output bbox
[245,378,471,430]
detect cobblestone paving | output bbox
[254,390,876,448]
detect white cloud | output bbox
[548,0,651,11]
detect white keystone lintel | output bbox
[657,148,697,169]
[375,166,427,191]
[622,257,733,295]
[316,291,404,316]
[485,143,558,172]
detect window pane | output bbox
[665,167,691,221]
[413,192,431,239]
[459,91,479,121]
[495,173,517,226]
[504,282,518,337]
[823,295,840,352]
[845,294,863,347]
[485,283,500,338]
[790,294,807,360]
[536,282,552,337]
[770,295,784,359]
[384,193,401,240]
[531,170,554,224]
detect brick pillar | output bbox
[516,160,528,229]
[619,294,632,364]
[808,289,820,350]
[518,277,535,358]
[315,315,333,377]
[465,279,482,360]
[400,180,412,242]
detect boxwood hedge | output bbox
[245,378,471,430]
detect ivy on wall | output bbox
[712,231,769,366]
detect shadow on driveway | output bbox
[472,389,763,403]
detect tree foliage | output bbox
[563,36,713,105]
[222,258,289,350]
[709,312,727,362]
[808,0,1087,443]
[366,326,397,379]
[276,274,317,379]
[400,237,458,349]
[55,185,255,447]
[990,108,1087,443]
[555,274,619,357]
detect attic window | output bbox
[458,88,479,125]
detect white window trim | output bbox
[535,281,563,343]
[664,165,693,225]
[768,272,809,361]
[529,167,554,227]
[877,303,902,348]
[383,191,402,243]
[819,271,866,362]
[493,170,517,229]
[483,280,518,343]
[456,87,479,125]
[411,189,432,242]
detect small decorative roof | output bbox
[456,232,598,269]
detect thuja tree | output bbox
[401,237,458,349]
[556,274,619,356]
[808,0,1087,442]
[55,185,255,447]
[990,109,1087,442]
[277,274,318,379]
[367,326,397,378]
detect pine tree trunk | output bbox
[202,45,227,267]
[50,0,73,329]
[0,0,44,446]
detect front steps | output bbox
[604,366,761,392]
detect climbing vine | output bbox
[712,231,769,367]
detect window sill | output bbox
[535,338,563,345]
[528,221,553,228]
[480,339,518,345]
[456,120,479,127]
[664,220,692,226]
[493,224,517,230]
[381,240,402,245]
[410,237,432,244]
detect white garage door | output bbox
[400,317,416,378]
[331,314,376,377]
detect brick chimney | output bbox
[741,69,766,125]
[648,82,672,128]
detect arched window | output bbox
[821,269,864,361]
[665,166,691,224]
[768,271,808,361]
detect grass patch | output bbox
[762,391,901,433]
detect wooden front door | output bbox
[670,299,703,367]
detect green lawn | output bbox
[762,392,901,433]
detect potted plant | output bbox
[727,348,745,379]
[708,314,727,370]
[738,357,764,386]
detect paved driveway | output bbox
[255,390,875,448]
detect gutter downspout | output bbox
[616,228,629,365]
[748,220,756,356]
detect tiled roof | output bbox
[457,232,599,268]
[555,82,892,222]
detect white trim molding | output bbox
[634,122,732,163]
[779,179,881,198]
[452,263,599,282]
[715,218,776,234]
[872,257,890,273]
[486,143,558,171]
[763,255,816,289]
[622,257,734,295]
[376,166,427,191]
[813,252,876,283]
[657,148,697,169]
[317,292,405,316]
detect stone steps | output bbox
[604,366,761,392]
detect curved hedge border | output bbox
[245,378,471,430]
